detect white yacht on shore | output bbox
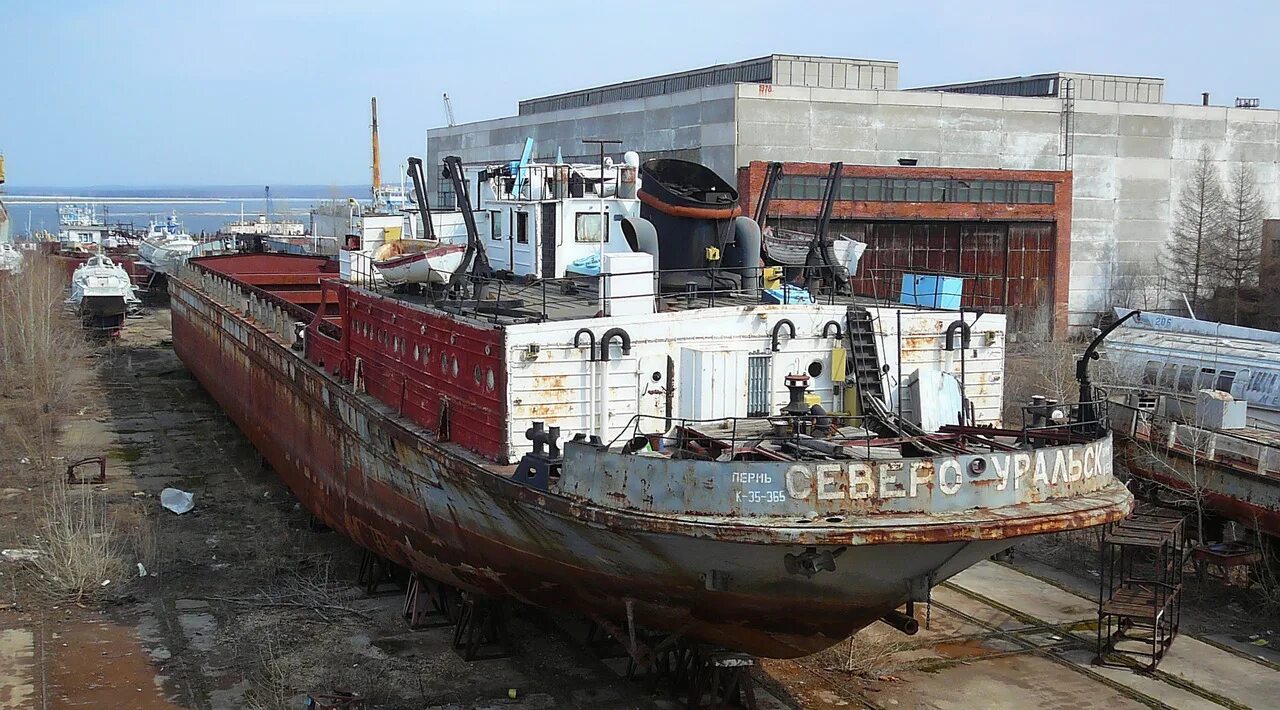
[139,214,197,275]
[67,254,140,336]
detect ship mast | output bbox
[371,97,381,207]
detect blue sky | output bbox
[1,0,1275,186]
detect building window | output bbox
[774,174,1056,205]
[575,212,604,242]
[437,180,456,210]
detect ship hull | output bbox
[170,273,1129,658]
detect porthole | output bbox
[825,516,843,523]
[473,364,482,384]
[451,357,459,378]
[651,371,662,382]
[441,354,449,374]
[485,369,495,391]
[807,360,824,378]
[413,344,420,361]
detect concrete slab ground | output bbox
[947,561,1097,625]
[1059,649,1224,710]
[886,654,1150,710]
[1157,635,1280,709]
[0,628,35,709]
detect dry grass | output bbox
[1003,340,1080,424]
[244,635,295,710]
[0,257,93,468]
[28,479,130,603]
[815,626,917,680]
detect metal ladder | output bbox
[845,306,886,413]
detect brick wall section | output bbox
[736,161,1073,337]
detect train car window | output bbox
[1176,366,1195,392]
[1159,364,1178,389]
[1142,361,1159,386]
[1217,370,1237,391]
[1197,368,1216,391]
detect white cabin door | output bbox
[512,211,535,275]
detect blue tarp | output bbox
[566,254,600,276]
[762,284,815,305]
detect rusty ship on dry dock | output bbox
[168,152,1132,658]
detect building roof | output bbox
[517,54,899,116]
[912,72,1165,103]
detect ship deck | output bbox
[374,273,876,325]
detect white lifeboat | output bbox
[372,243,466,285]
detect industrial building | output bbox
[426,54,1280,333]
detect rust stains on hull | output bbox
[168,273,1131,658]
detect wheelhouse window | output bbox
[490,211,502,240]
[515,211,529,244]
[1177,366,1195,393]
[1142,361,1159,386]
[1216,370,1236,392]
[1196,368,1216,391]
[1158,364,1177,390]
[575,212,604,243]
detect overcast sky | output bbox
[2,0,1276,186]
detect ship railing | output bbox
[487,162,637,203]
[601,412,898,463]
[600,411,1054,462]
[1019,386,1111,443]
[1107,396,1280,476]
[855,266,1009,316]
[446,264,997,324]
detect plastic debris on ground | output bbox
[160,487,195,515]
[1,549,42,563]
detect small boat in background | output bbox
[139,214,198,276]
[371,242,465,285]
[0,243,21,275]
[67,254,139,336]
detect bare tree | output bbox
[1215,162,1265,324]
[1161,145,1226,313]
[1109,261,1160,310]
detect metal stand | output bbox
[684,646,758,710]
[624,638,759,709]
[356,550,401,596]
[1096,510,1186,672]
[451,593,511,661]
[402,574,459,629]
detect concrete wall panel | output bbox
[1118,135,1173,159]
[1118,115,1173,137]
[1074,113,1120,135]
[738,120,809,148]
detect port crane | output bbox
[443,93,456,127]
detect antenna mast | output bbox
[371,97,382,203]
